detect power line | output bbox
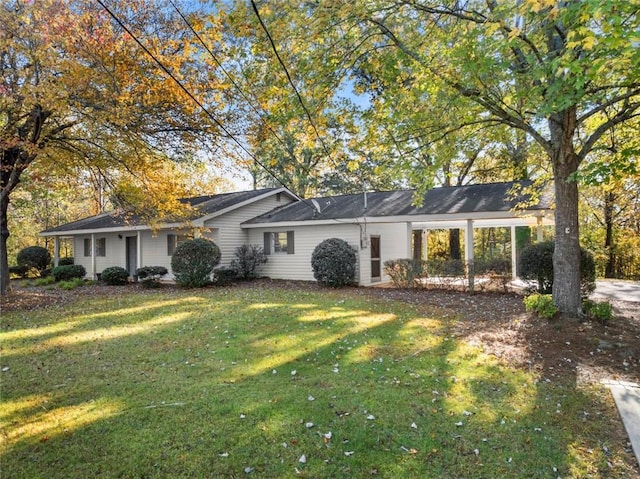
[95,0,318,212]
[169,0,287,148]
[249,0,340,171]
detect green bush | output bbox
[58,257,75,266]
[52,264,87,282]
[171,238,221,287]
[524,293,558,319]
[583,300,613,323]
[311,238,357,287]
[58,278,85,290]
[230,244,267,280]
[383,259,426,288]
[213,267,238,286]
[100,266,129,286]
[136,266,168,287]
[17,246,51,275]
[9,265,29,279]
[519,241,596,298]
[34,276,55,287]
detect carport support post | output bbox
[53,236,60,268]
[465,219,474,291]
[536,216,544,242]
[91,233,96,280]
[510,225,517,279]
[136,231,142,277]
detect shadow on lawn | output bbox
[0,287,633,478]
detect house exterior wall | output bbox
[247,223,361,282]
[74,232,126,278]
[358,222,412,286]
[204,194,294,267]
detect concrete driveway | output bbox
[592,280,640,303]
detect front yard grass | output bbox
[0,285,633,478]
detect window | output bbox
[84,237,106,257]
[95,238,106,257]
[167,233,190,256]
[263,231,294,255]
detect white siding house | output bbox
[41,181,554,286]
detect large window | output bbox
[167,233,190,256]
[263,231,295,255]
[84,237,106,257]
[95,238,106,257]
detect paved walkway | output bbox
[603,380,640,467]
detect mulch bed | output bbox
[2,279,639,386]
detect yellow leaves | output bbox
[524,0,556,14]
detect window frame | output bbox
[263,231,295,255]
[95,237,106,257]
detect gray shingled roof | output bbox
[42,188,281,234]
[243,181,552,225]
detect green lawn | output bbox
[0,285,631,478]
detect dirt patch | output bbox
[3,279,639,386]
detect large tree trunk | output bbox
[0,193,10,296]
[550,110,582,315]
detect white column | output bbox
[510,225,517,279]
[137,231,142,273]
[465,219,474,291]
[53,237,60,268]
[407,223,412,259]
[91,233,96,280]
[536,216,544,242]
[423,230,428,261]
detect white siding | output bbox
[204,195,293,267]
[247,224,361,282]
[358,222,412,286]
[74,232,126,278]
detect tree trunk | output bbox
[604,191,616,278]
[550,111,582,315]
[0,193,10,295]
[449,229,461,260]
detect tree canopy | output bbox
[0,0,226,294]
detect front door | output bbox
[371,236,381,281]
[126,236,137,278]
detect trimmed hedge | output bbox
[519,241,596,297]
[311,238,357,287]
[100,266,129,286]
[136,266,168,288]
[171,238,221,287]
[52,264,86,282]
[17,246,51,275]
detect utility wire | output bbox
[95,0,321,213]
[169,0,286,147]
[250,0,339,171]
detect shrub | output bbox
[213,267,238,286]
[17,246,51,275]
[230,244,268,280]
[52,264,86,282]
[519,241,596,298]
[58,257,75,266]
[384,259,426,288]
[9,265,29,279]
[58,278,85,290]
[34,276,55,287]
[171,238,221,287]
[524,293,558,319]
[583,300,613,323]
[311,238,357,287]
[136,266,168,287]
[100,266,129,286]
